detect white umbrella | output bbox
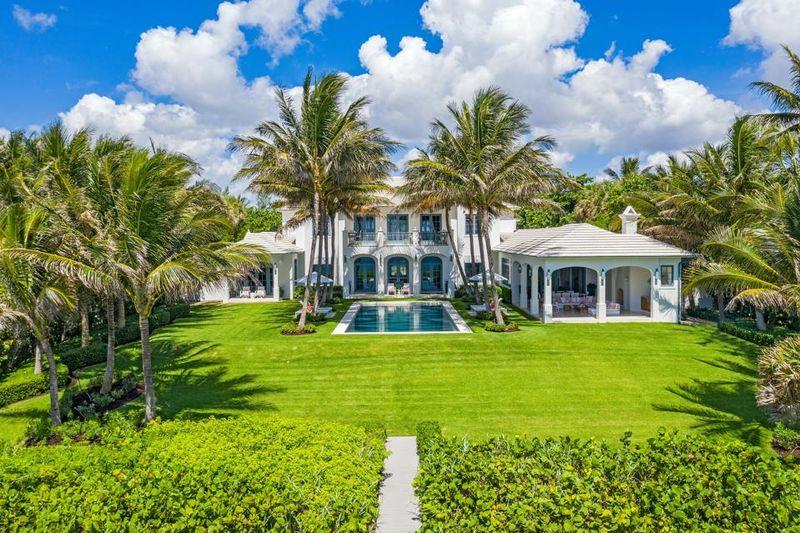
[468,272,508,283]
[294,272,334,285]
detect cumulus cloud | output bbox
[725,0,800,84]
[59,0,742,189]
[12,4,56,31]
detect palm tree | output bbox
[106,147,270,421]
[232,69,396,327]
[406,87,563,324]
[751,46,800,133]
[0,204,71,425]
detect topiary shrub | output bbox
[483,321,519,333]
[2,417,386,531]
[415,427,800,531]
[281,322,317,336]
[758,336,800,424]
[0,363,69,408]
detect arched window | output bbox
[354,257,377,293]
[387,256,410,286]
[421,256,443,293]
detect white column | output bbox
[288,255,295,300]
[529,264,539,317]
[377,254,385,294]
[272,262,280,300]
[597,267,607,322]
[543,266,553,323]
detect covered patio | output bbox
[494,211,692,324]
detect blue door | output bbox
[354,257,377,293]
[421,256,443,293]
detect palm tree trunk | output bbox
[481,211,505,325]
[34,343,42,375]
[755,308,767,331]
[312,212,324,313]
[101,297,116,394]
[444,207,470,295]
[329,211,337,288]
[37,338,61,426]
[79,297,90,348]
[476,210,491,308]
[321,216,330,305]
[717,292,725,326]
[117,295,126,330]
[298,195,319,329]
[138,313,156,421]
[468,208,479,303]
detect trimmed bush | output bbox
[149,308,171,331]
[58,341,107,372]
[281,322,317,335]
[165,303,190,321]
[483,321,519,333]
[0,363,69,408]
[415,424,800,531]
[720,321,791,346]
[1,417,386,531]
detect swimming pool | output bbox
[333,301,472,334]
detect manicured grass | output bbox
[0,301,770,445]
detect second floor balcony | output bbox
[347,230,450,248]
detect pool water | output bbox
[346,303,458,333]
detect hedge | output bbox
[0,363,69,409]
[0,417,386,531]
[415,423,800,531]
[57,303,192,372]
[719,321,793,346]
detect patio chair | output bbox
[239,289,251,298]
[401,283,411,296]
[387,284,397,296]
[606,302,621,316]
[253,287,266,298]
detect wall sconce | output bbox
[546,269,551,286]
[654,267,659,283]
[517,263,522,273]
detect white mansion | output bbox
[202,182,691,324]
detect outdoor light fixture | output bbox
[600,268,605,285]
[654,267,659,283]
[517,263,522,273]
[546,269,551,286]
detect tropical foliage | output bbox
[415,422,800,531]
[2,416,386,531]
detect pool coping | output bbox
[332,300,472,335]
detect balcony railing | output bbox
[418,231,449,245]
[348,232,376,246]
[386,231,411,243]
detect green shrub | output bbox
[116,322,141,345]
[719,321,791,346]
[774,423,800,452]
[58,341,107,372]
[295,312,328,324]
[2,417,385,531]
[416,421,442,456]
[293,284,317,301]
[149,309,171,331]
[415,427,800,531]
[165,303,190,321]
[281,322,317,335]
[483,321,519,333]
[0,363,69,408]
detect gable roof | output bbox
[239,231,304,255]
[495,223,692,258]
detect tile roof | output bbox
[239,232,304,254]
[495,223,692,258]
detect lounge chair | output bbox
[387,285,397,296]
[401,283,411,296]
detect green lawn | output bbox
[0,301,770,445]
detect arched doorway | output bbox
[550,267,600,318]
[604,266,652,317]
[512,261,522,305]
[354,257,377,293]
[386,256,410,288]
[526,265,533,310]
[420,256,444,293]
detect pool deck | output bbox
[332,300,472,335]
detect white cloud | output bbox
[725,0,800,84]
[12,4,56,31]
[0,128,10,140]
[59,0,742,189]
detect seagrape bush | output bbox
[415,423,800,531]
[0,417,386,531]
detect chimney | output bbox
[619,206,639,235]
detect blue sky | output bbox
[1,0,796,188]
